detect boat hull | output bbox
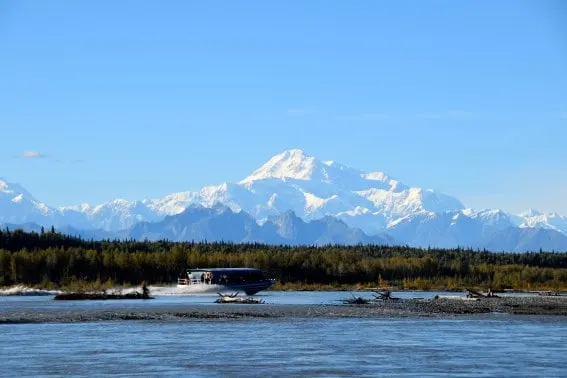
[176,279,275,295]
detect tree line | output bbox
[1,228,567,290]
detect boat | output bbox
[176,267,276,295]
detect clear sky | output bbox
[1,0,566,214]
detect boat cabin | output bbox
[178,268,268,286]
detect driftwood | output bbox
[342,289,401,305]
[215,292,264,304]
[466,288,498,298]
[342,293,371,305]
[374,289,399,300]
[538,291,561,296]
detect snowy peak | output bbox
[459,208,513,230]
[519,209,543,218]
[240,149,402,191]
[0,177,36,201]
[239,148,368,185]
[240,149,320,183]
[519,211,567,235]
[0,177,54,222]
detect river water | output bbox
[1,289,567,377]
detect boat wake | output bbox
[147,285,221,296]
[0,285,62,296]
[0,285,227,297]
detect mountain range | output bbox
[2,149,567,252]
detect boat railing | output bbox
[177,278,210,285]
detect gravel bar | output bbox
[2,297,567,324]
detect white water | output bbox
[0,285,230,297]
[99,285,248,296]
[0,285,61,296]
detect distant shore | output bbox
[2,296,567,324]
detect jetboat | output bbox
[176,268,275,295]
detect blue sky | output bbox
[1,0,566,213]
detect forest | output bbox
[1,228,567,290]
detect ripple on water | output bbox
[0,317,566,377]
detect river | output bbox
[1,289,566,377]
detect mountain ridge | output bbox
[1,150,566,251]
[2,205,565,253]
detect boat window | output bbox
[185,269,267,283]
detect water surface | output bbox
[1,317,566,377]
[1,289,566,377]
[0,289,455,312]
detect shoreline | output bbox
[2,297,567,324]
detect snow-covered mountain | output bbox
[1,150,567,251]
[63,199,162,230]
[0,177,159,230]
[386,209,517,249]
[517,209,567,235]
[0,177,53,224]
[139,149,467,232]
[385,207,567,250]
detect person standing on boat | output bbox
[201,273,205,284]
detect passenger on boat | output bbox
[178,272,188,285]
